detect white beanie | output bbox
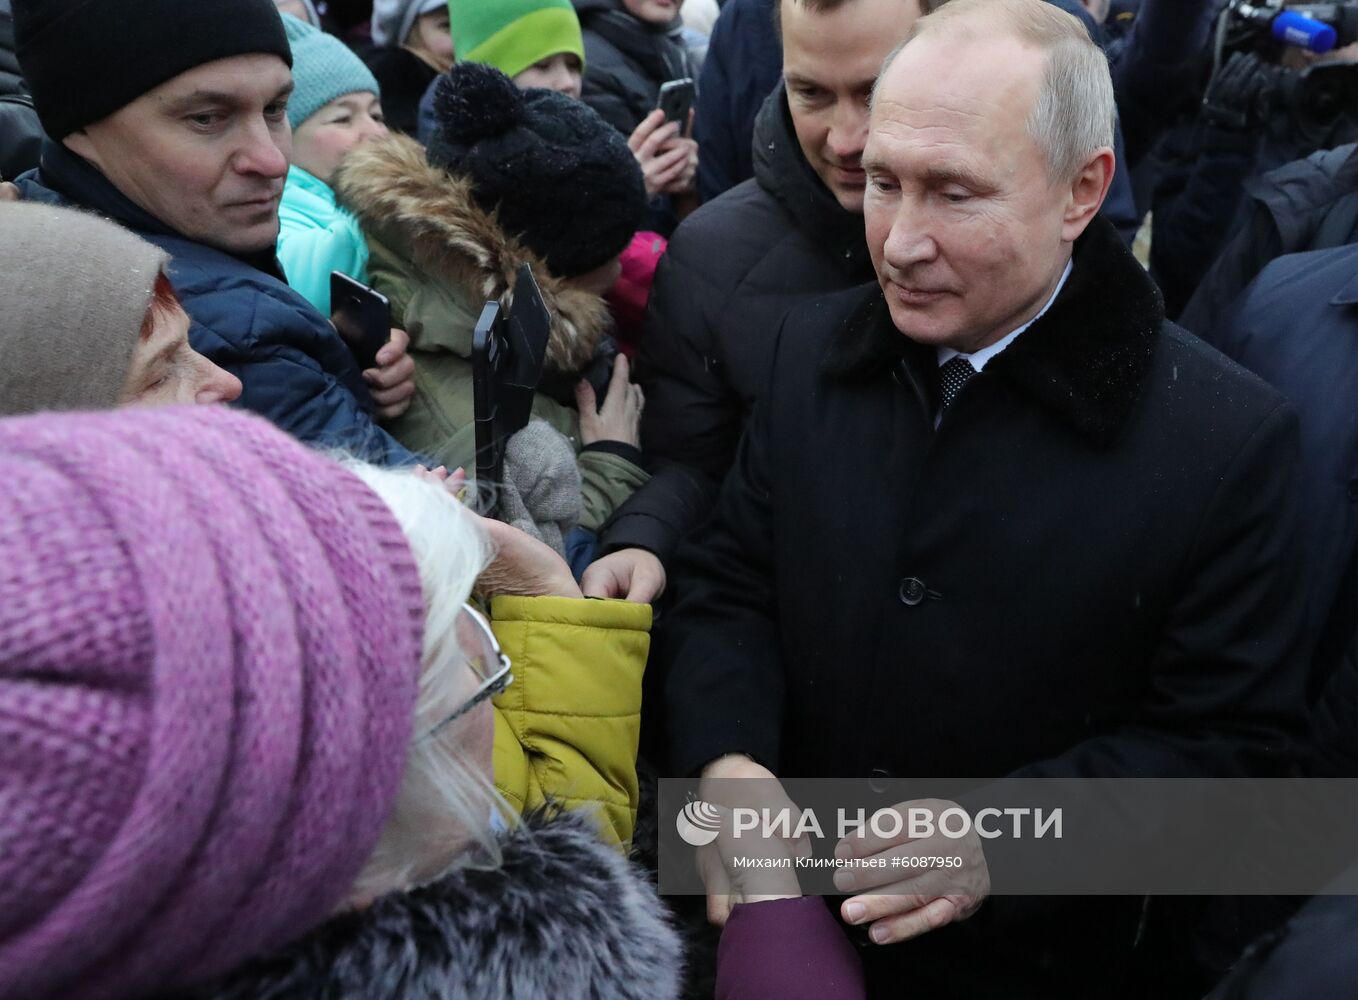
[371,0,444,46]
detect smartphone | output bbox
[330,271,390,371]
[657,77,696,135]
[471,264,553,506]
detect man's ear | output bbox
[1061,147,1115,243]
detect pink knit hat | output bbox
[0,406,426,999]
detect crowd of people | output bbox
[1,0,1356,997]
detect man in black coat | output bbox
[659,0,1306,994]
[585,0,923,602]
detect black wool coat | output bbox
[661,216,1305,782]
[604,87,876,563]
[657,218,1308,996]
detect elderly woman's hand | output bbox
[474,514,583,600]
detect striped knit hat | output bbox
[0,405,426,1000]
[449,0,585,79]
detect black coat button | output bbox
[869,768,892,793]
[899,577,927,606]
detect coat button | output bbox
[869,768,892,793]
[898,577,927,606]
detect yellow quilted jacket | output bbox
[488,595,650,850]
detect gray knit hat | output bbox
[371,0,445,46]
[0,202,169,415]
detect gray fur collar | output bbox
[191,811,683,1000]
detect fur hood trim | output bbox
[194,809,684,1000]
[335,133,610,374]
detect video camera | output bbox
[1216,1,1358,135]
[1223,1,1358,55]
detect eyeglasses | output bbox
[419,603,513,741]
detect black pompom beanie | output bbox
[12,0,292,139]
[426,62,645,279]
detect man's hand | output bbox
[474,513,583,600]
[582,548,666,602]
[0,182,19,202]
[833,798,990,945]
[698,754,809,927]
[576,354,644,448]
[628,109,697,198]
[362,327,417,421]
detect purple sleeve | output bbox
[715,897,866,1000]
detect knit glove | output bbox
[497,420,582,557]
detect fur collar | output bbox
[193,810,683,1000]
[335,133,610,375]
[825,217,1162,445]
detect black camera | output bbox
[1212,1,1358,138]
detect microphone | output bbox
[1272,9,1339,53]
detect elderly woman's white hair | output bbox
[342,464,513,903]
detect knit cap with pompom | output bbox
[424,61,644,279]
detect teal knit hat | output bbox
[282,14,381,129]
[448,0,585,80]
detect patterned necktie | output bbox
[938,355,978,413]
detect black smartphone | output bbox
[657,77,696,135]
[330,271,390,371]
[471,264,553,507]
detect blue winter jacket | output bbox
[17,140,418,466]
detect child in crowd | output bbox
[441,0,688,349]
[336,61,649,543]
[276,14,388,316]
[363,0,452,133]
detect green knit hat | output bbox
[448,0,585,81]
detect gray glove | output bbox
[497,419,582,558]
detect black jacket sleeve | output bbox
[657,336,787,778]
[600,227,750,564]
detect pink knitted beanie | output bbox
[0,405,426,999]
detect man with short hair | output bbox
[9,0,418,465]
[585,0,924,602]
[660,0,1305,993]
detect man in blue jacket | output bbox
[9,0,418,465]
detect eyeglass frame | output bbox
[418,602,513,742]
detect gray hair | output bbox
[875,0,1116,182]
[343,463,510,903]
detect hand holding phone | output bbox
[657,78,696,137]
[330,272,391,371]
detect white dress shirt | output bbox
[936,258,1075,372]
